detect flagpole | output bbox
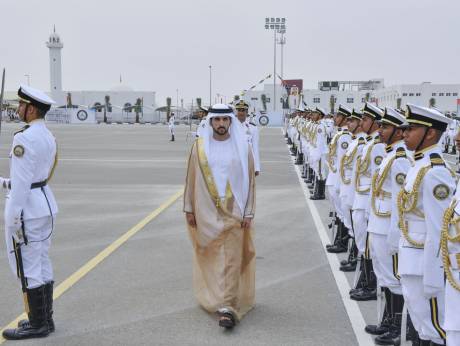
[0,68,5,134]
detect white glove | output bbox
[6,226,24,244]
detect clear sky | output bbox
[1,0,459,106]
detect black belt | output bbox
[30,180,47,189]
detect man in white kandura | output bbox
[183,104,256,330]
[235,100,261,176]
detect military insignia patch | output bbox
[374,156,383,165]
[395,173,406,185]
[13,145,25,157]
[433,184,450,200]
[341,142,349,149]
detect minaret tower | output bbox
[46,26,63,94]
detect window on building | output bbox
[402,93,408,96]
[439,93,444,96]
[347,98,353,103]
[313,97,320,103]
[446,93,451,96]
[416,93,421,96]
[432,93,437,96]
[454,93,458,96]
[409,93,414,96]
[251,97,258,101]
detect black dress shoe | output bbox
[365,324,390,335]
[349,287,364,296]
[374,328,400,345]
[350,287,377,301]
[327,244,348,253]
[340,261,357,271]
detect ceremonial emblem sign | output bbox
[433,184,450,200]
[13,145,25,157]
[77,110,88,121]
[395,173,406,185]
[374,156,383,165]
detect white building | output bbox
[2,28,158,124]
[243,79,460,114]
[373,82,460,112]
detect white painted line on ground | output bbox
[285,144,374,346]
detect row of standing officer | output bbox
[286,102,460,346]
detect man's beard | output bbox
[213,126,229,135]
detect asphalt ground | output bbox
[0,122,412,345]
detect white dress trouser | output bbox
[369,233,402,294]
[5,216,54,289]
[400,275,446,344]
[352,209,368,255]
[327,186,343,220]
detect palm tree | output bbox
[134,98,142,123]
[261,94,267,112]
[429,97,436,108]
[166,97,172,121]
[196,98,202,109]
[66,92,73,108]
[103,95,111,123]
[233,95,240,102]
[329,95,336,114]
[365,92,371,102]
[396,98,402,109]
[104,95,112,112]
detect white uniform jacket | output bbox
[5,120,58,233]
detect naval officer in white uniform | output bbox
[235,100,261,176]
[2,85,59,340]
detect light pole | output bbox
[24,74,31,86]
[278,31,286,79]
[209,65,212,107]
[264,17,286,112]
[176,88,179,119]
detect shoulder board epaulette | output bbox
[358,137,366,145]
[366,135,372,142]
[385,145,393,153]
[352,135,357,140]
[13,125,30,136]
[342,129,349,133]
[395,147,406,158]
[249,122,256,126]
[374,136,381,144]
[429,153,446,167]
